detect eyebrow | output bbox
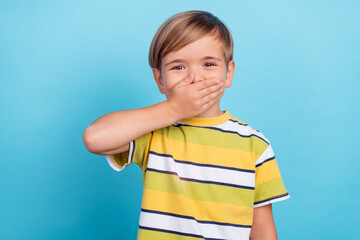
[164,59,186,67]
[164,56,223,67]
[201,56,223,62]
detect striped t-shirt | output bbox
[106,110,290,240]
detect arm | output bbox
[249,204,278,240]
[83,74,223,155]
[83,101,176,155]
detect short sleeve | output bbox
[253,143,290,208]
[105,131,153,172]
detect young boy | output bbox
[83,10,290,240]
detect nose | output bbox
[190,68,204,83]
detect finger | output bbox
[201,88,223,109]
[198,81,223,96]
[194,78,221,91]
[172,73,194,89]
[175,73,195,89]
[206,85,223,102]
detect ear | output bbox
[153,68,165,94]
[224,60,235,88]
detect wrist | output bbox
[162,100,181,123]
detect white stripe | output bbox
[255,144,275,166]
[105,140,135,172]
[254,194,291,208]
[105,155,123,171]
[216,120,270,143]
[139,210,251,240]
[147,153,255,188]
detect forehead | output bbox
[162,34,225,63]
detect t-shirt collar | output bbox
[178,110,231,126]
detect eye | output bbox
[171,65,184,70]
[204,62,216,67]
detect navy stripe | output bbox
[141,208,252,228]
[173,123,269,144]
[146,168,255,190]
[254,192,290,205]
[255,156,276,168]
[149,151,255,173]
[139,225,225,240]
[229,118,248,126]
[130,140,135,164]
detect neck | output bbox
[194,103,224,118]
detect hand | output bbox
[166,73,224,120]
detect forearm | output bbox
[250,234,277,240]
[83,101,178,154]
[249,204,278,240]
[250,227,277,240]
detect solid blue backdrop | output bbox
[1,0,359,239]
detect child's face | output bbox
[153,34,235,99]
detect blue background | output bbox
[1,0,359,239]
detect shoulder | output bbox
[225,114,270,145]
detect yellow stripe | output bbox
[142,188,253,225]
[150,132,258,170]
[138,228,202,240]
[255,158,281,185]
[154,126,268,158]
[144,171,254,207]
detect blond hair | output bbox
[149,10,233,69]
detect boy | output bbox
[83,10,290,240]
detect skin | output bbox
[250,204,278,240]
[153,33,235,118]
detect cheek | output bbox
[162,72,184,92]
[205,69,227,80]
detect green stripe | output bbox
[133,133,151,168]
[155,126,268,156]
[112,152,127,167]
[144,171,254,207]
[138,228,202,240]
[254,177,287,203]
